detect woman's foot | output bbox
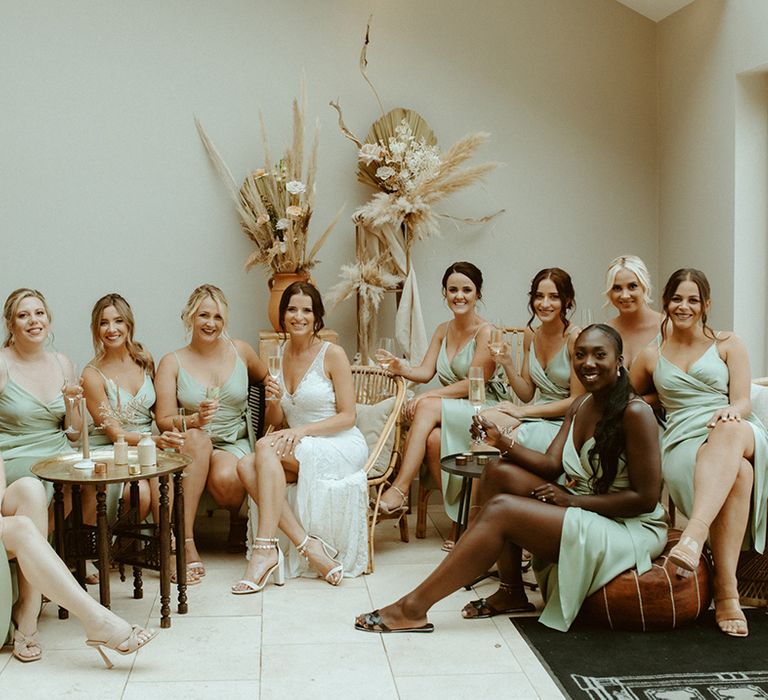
[84,615,157,668]
[377,486,408,519]
[231,545,281,594]
[184,537,206,578]
[668,517,709,574]
[714,597,748,637]
[461,582,534,619]
[12,625,42,663]
[354,600,433,633]
[297,535,343,585]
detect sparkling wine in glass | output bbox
[267,351,281,401]
[468,367,486,447]
[63,363,80,434]
[375,337,396,370]
[489,322,505,358]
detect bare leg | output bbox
[2,477,47,652]
[1,514,152,648]
[232,443,284,589]
[380,397,443,511]
[671,421,755,570]
[425,427,443,487]
[356,493,565,630]
[709,459,753,636]
[179,429,212,569]
[207,450,246,510]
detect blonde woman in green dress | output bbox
[1,455,157,665]
[155,284,268,577]
[375,262,502,523]
[483,268,584,455]
[632,268,768,637]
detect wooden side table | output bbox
[258,328,339,358]
[32,448,190,628]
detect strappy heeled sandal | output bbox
[715,597,749,638]
[231,537,285,594]
[85,624,158,669]
[667,517,708,575]
[184,537,206,577]
[297,534,343,585]
[12,628,42,663]
[376,486,408,520]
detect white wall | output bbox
[659,0,768,374]
[0,0,658,368]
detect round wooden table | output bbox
[32,448,191,628]
[440,450,499,540]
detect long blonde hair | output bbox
[90,293,154,377]
[3,288,52,348]
[180,284,229,334]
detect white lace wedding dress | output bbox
[247,342,369,578]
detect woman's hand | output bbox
[495,402,527,420]
[404,394,425,423]
[62,380,84,404]
[471,414,503,449]
[196,398,219,426]
[155,430,185,451]
[531,482,571,508]
[489,338,512,364]
[707,405,743,428]
[264,375,282,401]
[268,427,307,458]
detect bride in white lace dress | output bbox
[232,282,368,593]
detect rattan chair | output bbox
[415,327,527,538]
[351,365,408,573]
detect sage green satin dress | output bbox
[175,342,250,457]
[533,399,668,631]
[654,342,768,552]
[439,332,507,521]
[515,337,571,454]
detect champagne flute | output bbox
[468,367,486,447]
[581,308,594,328]
[267,347,281,401]
[203,380,220,431]
[489,320,505,359]
[63,363,80,434]
[374,337,396,370]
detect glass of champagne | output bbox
[581,308,594,328]
[489,320,505,359]
[375,337,396,370]
[63,363,80,435]
[468,367,486,447]
[267,348,281,401]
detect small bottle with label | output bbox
[137,433,156,468]
[114,433,129,465]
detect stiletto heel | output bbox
[376,485,408,520]
[184,537,205,578]
[297,534,343,585]
[231,537,284,594]
[85,624,158,669]
[667,517,709,573]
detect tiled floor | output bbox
[0,507,563,699]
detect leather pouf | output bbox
[578,529,711,631]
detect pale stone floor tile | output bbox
[261,585,378,646]
[150,564,263,618]
[126,615,261,682]
[261,642,397,700]
[383,611,523,677]
[123,680,261,699]
[396,672,539,699]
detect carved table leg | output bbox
[52,483,69,620]
[159,475,171,628]
[173,470,188,615]
[130,479,143,600]
[96,486,110,608]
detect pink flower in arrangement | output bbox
[286,205,303,218]
[256,214,270,226]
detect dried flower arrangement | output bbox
[328,20,503,361]
[195,93,340,276]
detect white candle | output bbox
[80,397,90,459]
[115,380,122,414]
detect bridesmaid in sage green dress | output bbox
[154,284,268,577]
[375,262,502,523]
[355,325,666,634]
[632,268,768,638]
[483,268,584,455]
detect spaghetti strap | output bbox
[173,351,183,370]
[85,363,110,385]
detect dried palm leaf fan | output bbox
[356,107,437,190]
[737,550,768,606]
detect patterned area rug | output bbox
[513,609,768,699]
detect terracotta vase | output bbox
[267,272,310,331]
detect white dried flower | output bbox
[376,166,396,181]
[358,143,384,165]
[286,205,303,218]
[286,180,306,195]
[276,218,289,231]
[256,214,270,226]
[279,241,287,253]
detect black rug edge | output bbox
[510,615,573,699]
